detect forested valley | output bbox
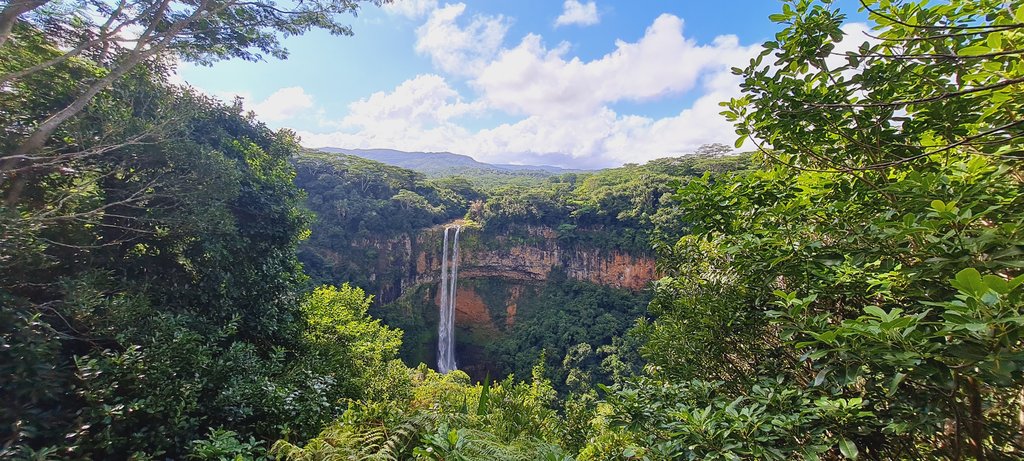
[2,0,1024,459]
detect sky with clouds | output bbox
[176,0,868,168]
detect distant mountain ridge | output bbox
[318,147,589,176]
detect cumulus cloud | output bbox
[555,0,599,27]
[299,70,746,167]
[249,87,315,123]
[298,74,480,150]
[414,3,510,76]
[460,68,747,166]
[340,74,483,129]
[382,0,438,19]
[303,12,764,167]
[475,14,758,117]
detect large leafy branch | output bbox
[724,0,1024,175]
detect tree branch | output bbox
[859,0,1024,32]
[0,0,131,85]
[0,0,51,48]
[806,75,1024,108]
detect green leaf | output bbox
[981,291,1001,306]
[887,372,906,397]
[1009,274,1024,291]
[839,438,859,459]
[965,323,989,333]
[813,368,829,386]
[987,32,1002,50]
[477,374,491,416]
[983,275,1009,294]
[953,268,986,296]
[958,45,991,57]
[811,331,837,344]
[863,306,887,319]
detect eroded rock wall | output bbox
[364,224,656,305]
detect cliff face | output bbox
[364,224,656,306]
[359,224,656,379]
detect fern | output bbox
[414,425,570,461]
[271,408,436,461]
[272,367,572,461]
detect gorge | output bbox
[292,149,748,383]
[8,2,1019,456]
[287,216,659,381]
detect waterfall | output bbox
[438,225,461,373]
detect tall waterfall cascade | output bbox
[437,225,461,373]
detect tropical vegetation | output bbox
[2,0,1022,459]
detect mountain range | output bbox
[318,148,590,177]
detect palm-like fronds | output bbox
[271,411,433,461]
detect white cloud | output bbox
[828,22,874,79]
[414,3,510,76]
[299,70,746,167]
[462,68,746,166]
[298,74,480,150]
[474,14,759,117]
[250,87,315,122]
[167,60,189,86]
[341,74,483,129]
[301,13,763,167]
[383,0,438,19]
[168,64,317,126]
[555,0,599,27]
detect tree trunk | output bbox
[3,47,157,205]
[966,376,986,461]
[1017,387,1024,452]
[0,0,51,48]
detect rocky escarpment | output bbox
[355,223,657,306]
[350,223,657,379]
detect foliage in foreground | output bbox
[0,24,403,456]
[605,0,1024,459]
[271,364,570,461]
[6,0,1024,459]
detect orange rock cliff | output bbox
[365,224,657,308]
[352,223,658,378]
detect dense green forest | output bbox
[293,150,745,392]
[295,149,749,292]
[375,273,651,396]
[3,0,1024,459]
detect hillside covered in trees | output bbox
[294,149,748,288]
[292,147,747,392]
[3,0,1024,460]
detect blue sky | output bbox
[177,0,868,168]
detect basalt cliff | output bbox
[305,223,657,378]
[318,223,656,315]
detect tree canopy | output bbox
[5,0,1024,459]
[610,0,1024,458]
[1,0,386,202]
